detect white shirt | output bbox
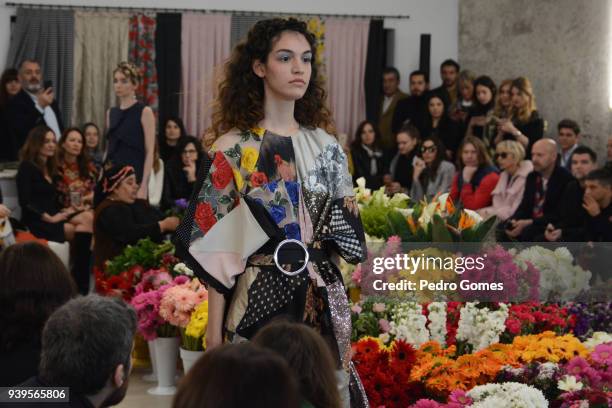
[382,95,394,114]
[148,160,165,208]
[27,91,61,140]
[560,144,578,169]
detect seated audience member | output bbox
[493,79,513,120]
[0,68,21,162]
[557,119,581,170]
[385,124,420,194]
[479,140,533,221]
[504,139,574,241]
[422,93,462,160]
[148,141,165,209]
[83,122,103,172]
[163,136,204,210]
[450,136,499,210]
[582,168,612,242]
[0,185,10,218]
[253,321,342,408]
[56,127,97,209]
[410,135,455,201]
[93,163,179,270]
[432,59,460,113]
[545,146,597,242]
[0,242,76,386]
[18,295,136,408]
[391,70,430,135]
[6,60,64,161]
[350,120,388,190]
[159,116,188,162]
[172,343,300,408]
[449,70,476,128]
[466,75,497,156]
[496,77,544,158]
[17,126,92,243]
[377,67,408,150]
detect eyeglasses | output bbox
[183,149,197,154]
[421,145,437,153]
[494,152,510,160]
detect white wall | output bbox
[0,0,458,91]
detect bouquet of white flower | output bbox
[389,301,429,347]
[467,382,548,408]
[456,302,509,352]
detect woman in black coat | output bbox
[422,92,462,162]
[162,136,204,210]
[350,120,389,190]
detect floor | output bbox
[118,366,177,408]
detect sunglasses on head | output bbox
[494,152,510,159]
[421,145,437,153]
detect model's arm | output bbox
[138,106,156,199]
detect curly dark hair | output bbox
[211,18,334,138]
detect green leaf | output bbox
[432,214,453,242]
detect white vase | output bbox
[142,340,158,382]
[179,347,204,374]
[147,337,179,395]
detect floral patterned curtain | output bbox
[129,13,159,115]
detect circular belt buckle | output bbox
[273,239,309,276]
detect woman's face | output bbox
[165,120,182,142]
[511,86,528,109]
[495,147,517,171]
[5,79,21,96]
[459,80,474,101]
[475,84,493,106]
[421,140,438,165]
[428,97,444,119]
[360,123,376,146]
[181,142,198,167]
[39,131,56,158]
[254,31,313,101]
[499,84,512,107]
[461,143,479,167]
[84,125,99,149]
[112,174,138,204]
[62,131,83,157]
[113,71,137,98]
[397,132,418,155]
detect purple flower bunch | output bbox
[568,302,612,340]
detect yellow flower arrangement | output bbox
[183,300,209,351]
[511,331,587,363]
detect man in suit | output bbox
[392,70,430,136]
[6,59,63,160]
[505,138,574,241]
[557,119,581,170]
[431,59,460,114]
[377,67,408,150]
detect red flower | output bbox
[389,340,416,371]
[250,172,268,187]
[211,152,234,190]
[506,317,522,335]
[195,202,217,233]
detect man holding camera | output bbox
[6,59,64,160]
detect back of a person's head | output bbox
[39,295,136,395]
[173,343,300,408]
[0,242,76,351]
[253,321,341,408]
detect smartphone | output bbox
[43,80,53,90]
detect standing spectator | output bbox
[410,135,455,201]
[496,77,544,157]
[557,119,581,170]
[493,79,513,119]
[466,75,497,156]
[162,136,204,210]
[422,93,462,161]
[83,122,103,172]
[377,67,408,149]
[582,168,612,242]
[0,242,76,386]
[6,60,64,161]
[160,116,188,162]
[104,62,155,200]
[479,140,533,221]
[350,120,388,190]
[386,124,420,194]
[19,295,136,408]
[392,70,430,135]
[432,59,460,113]
[0,68,21,162]
[504,139,573,241]
[449,136,500,210]
[545,146,597,242]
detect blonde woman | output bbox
[479,140,533,221]
[493,79,513,119]
[495,77,544,157]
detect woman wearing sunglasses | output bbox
[410,135,455,201]
[479,140,533,220]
